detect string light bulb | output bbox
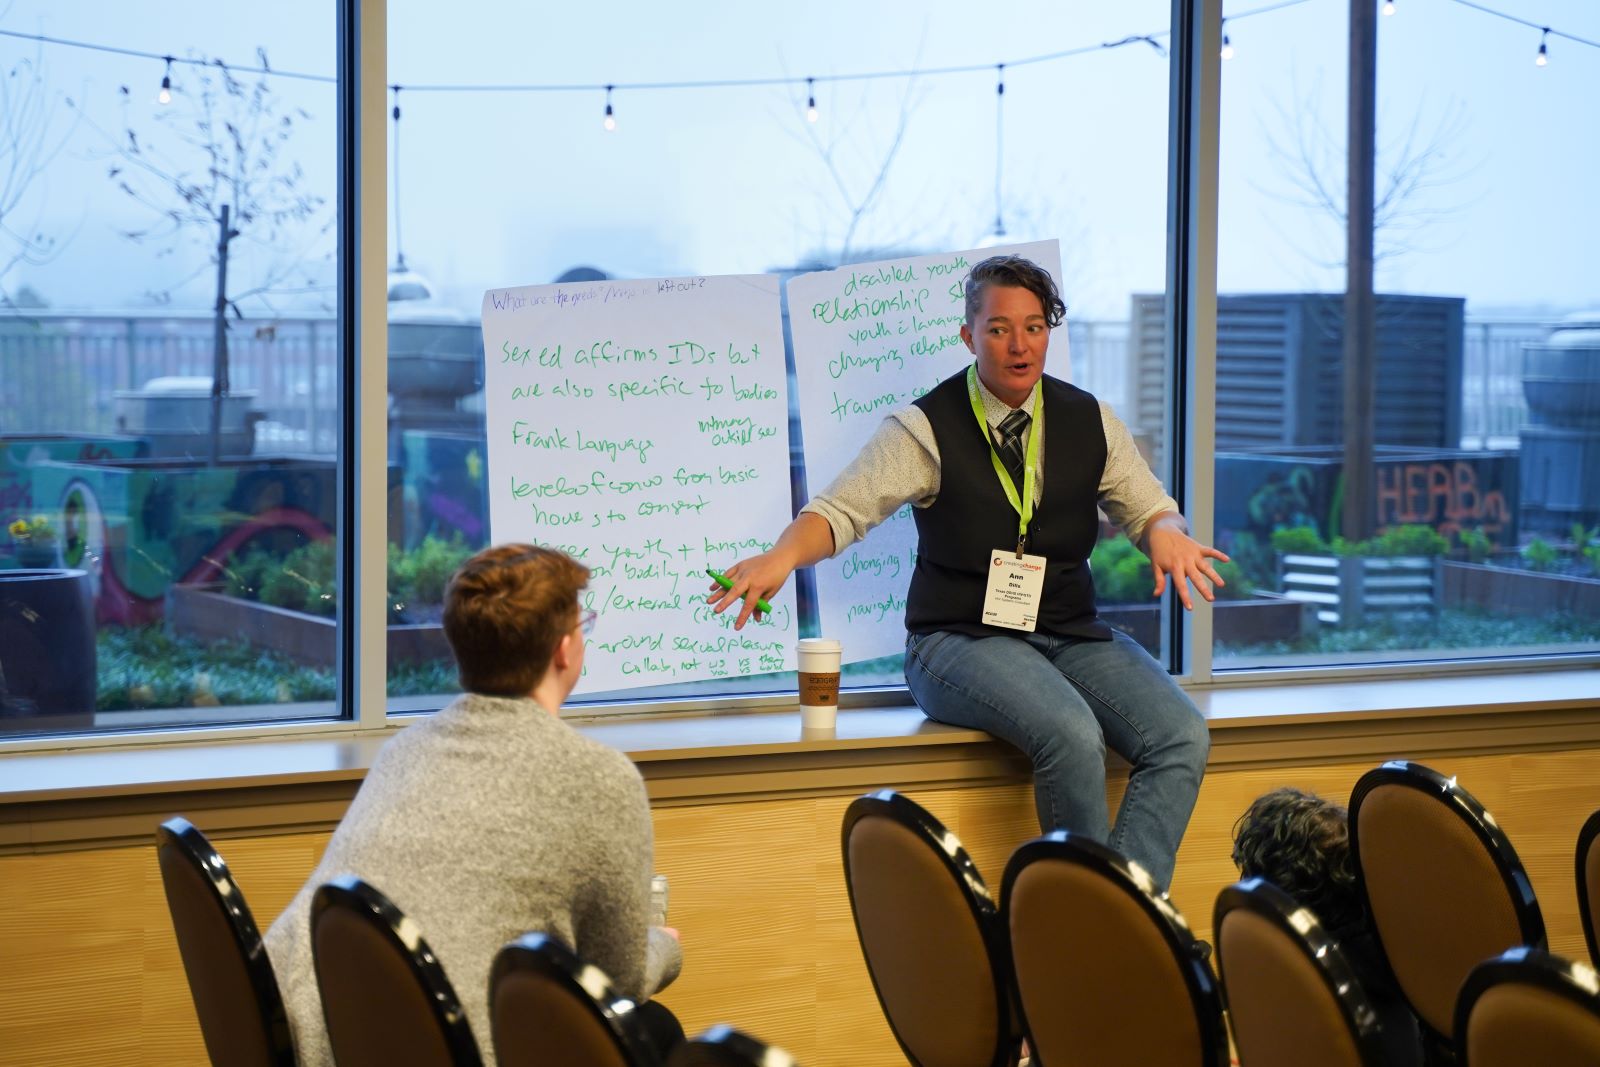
[1535,28,1549,66]
[805,76,818,123]
[603,85,616,131]
[1220,22,1235,60]
[157,56,173,105]
[1382,1,1395,16]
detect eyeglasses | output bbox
[578,608,598,635]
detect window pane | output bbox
[385,2,1176,712]
[1214,2,1600,669]
[0,3,342,736]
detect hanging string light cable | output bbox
[991,63,1006,241]
[4,0,1422,112]
[15,0,1592,119]
[1446,0,1598,52]
[391,84,406,270]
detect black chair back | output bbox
[490,932,659,1067]
[155,816,294,1067]
[311,875,482,1067]
[840,789,1018,1067]
[1001,831,1229,1067]
[1214,877,1385,1067]
[1349,760,1545,1041]
[1577,807,1600,969]
[1454,947,1600,1067]
[666,1024,799,1067]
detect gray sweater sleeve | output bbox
[800,408,940,558]
[1096,400,1180,544]
[572,748,683,1000]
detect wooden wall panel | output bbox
[3,753,1599,1067]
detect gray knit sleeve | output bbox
[571,746,682,1000]
[800,407,941,558]
[1097,400,1180,544]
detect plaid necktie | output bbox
[994,408,1031,493]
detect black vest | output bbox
[904,371,1112,639]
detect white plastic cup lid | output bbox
[797,637,842,653]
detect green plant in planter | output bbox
[1364,524,1449,558]
[1224,531,1275,591]
[1269,525,1330,555]
[1091,536,1152,604]
[1569,525,1600,576]
[391,534,474,609]
[260,538,337,617]
[8,513,59,565]
[1522,537,1559,573]
[1457,527,1492,564]
[1092,534,1253,604]
[221,534,476,622]
[1271,523,1447,559]
[1212,560,1253,600]
[224,547,276,601]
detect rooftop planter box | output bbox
[166,584,450,670]
[1277,553,1442,628]
[1101,592,1317,649]
[1440,560,1600,619]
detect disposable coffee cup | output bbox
[796,637,842,730]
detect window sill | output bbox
[2,668,1597,853]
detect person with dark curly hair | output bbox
[1233,787,1424,1065]
[713,254,1219,891]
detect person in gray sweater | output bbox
[265,543,683,1066]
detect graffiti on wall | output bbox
[1374,461,1512,545]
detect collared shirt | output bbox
[801,374,1179,558]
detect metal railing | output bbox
[0,311,1552,454]
[0,312,338,453]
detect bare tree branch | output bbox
[1255,70,1480,272]
[0,49,79,304]
[87,49,332,311]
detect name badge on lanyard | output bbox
[965,366,1047,632]
[983,549,1047,631]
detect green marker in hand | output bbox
[706,567,773,616]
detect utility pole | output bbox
[1342,0,1378,541]
[208,204,235,466]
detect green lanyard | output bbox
[966,365,1043,556]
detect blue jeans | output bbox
[904,628,1209,890]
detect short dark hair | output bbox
[1231,787,1362,934]
[442,544,589,696]
[962,255,1067,329]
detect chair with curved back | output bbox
[1577,807,1600,969]
[666,1025,799,1067]
[1348,760,1546,1045]
[1001,832,1229,1067]
[310,876,482,1067]
[155,816,295,1067]
[840,789,1021,1067]
[489,932,660,1067]
[1214,877,1386,1067]
[1453,947,1600,1066]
